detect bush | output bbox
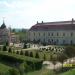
[8,68,20,75]
[8,47,12,53]
[6,41,9,46]
[19,62,32,75]
[23,43,27,49]
[3,45,7,51]
[20,50,23,55]
[65,46,75,57]
[35,52,39,58]
[43,54,46,60]
[16,50,19,54]
[29,52,33,57]
[25,51,29,56]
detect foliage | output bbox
[43,54,46,60]
[25,51,29,56]
[29,52,33,57]
[8,68,20,75]
[20,50,24,55]
[23,43,27,49]
[16,50,19,54]
[65,46,75,57]
[3,45,7,51]
[35,52,39,58]
[8,47,12,53]
[6,41,9,46]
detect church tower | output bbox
[1,19,6,29]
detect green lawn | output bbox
[0,63,11,74]
[26,68,55,75]
[59,68,75,75]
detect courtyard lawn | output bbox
[59,68,75,75]
[0,63,11,74]
[26,68,55,75]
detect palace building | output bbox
[28,18,75,45]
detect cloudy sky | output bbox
[0,0,75,29]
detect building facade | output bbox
[28,19,75,45]
[0,21,10,44]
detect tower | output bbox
[1,18,6,29]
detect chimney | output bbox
[37,21,38,24]
[42,21,43,23]
[72,18,74,24]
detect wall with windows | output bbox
[28,30,75,45]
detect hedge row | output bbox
[0,51,43,70]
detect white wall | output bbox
[28,30,75,45]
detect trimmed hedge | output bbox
[0,51,43,70]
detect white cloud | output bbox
[0,0,75,28]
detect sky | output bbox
[0,0,75,29]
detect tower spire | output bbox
[3,17,5,24]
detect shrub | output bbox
[20,50,23,55]
[16,50,19,54]
[8,47,12,53]
[8,68,20,75]
[35,52,39,58]
[43,54,46,60]
[23,43,27,49]
[6,41,9,46]
[3,45,7,51]
[25,51,29,56]
[29,52,33,57]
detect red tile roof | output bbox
[29,20,75,31]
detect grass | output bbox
[26,68,55,75]
[59,68,75,75]
[0,62,11,73]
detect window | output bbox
[63,40,65,44]
[63,33,65,36]
[43,38,45,42]
[57,39,59,43]
[39,33,40,36]
[43,33,45,36]
[51,33,53,36]
[71,32,73,36]
[34,32,35,36]
[57,32,59,36]
[70,40,73,44]
[48,33,50,36]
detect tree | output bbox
[57,53,68,71]
[65,46,75,57]
[6,41,9,46]
[29,52,33,57]
[3,45,7,51]
[16,50,19,54]
[43,54,46,60]
[20,50,23,55]
[23,43,27,49]
[25,51,29,56]
[8,47,12,53]
[35,52,39,58]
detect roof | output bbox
[29,19,75,31]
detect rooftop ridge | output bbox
[35,20,75,26]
